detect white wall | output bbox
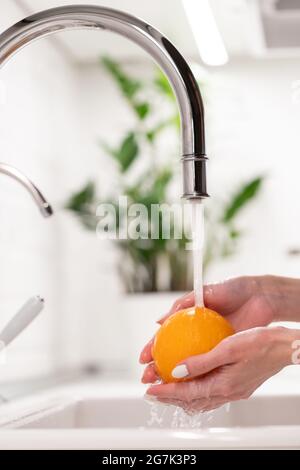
[0,2,85,380]
[206,58,300,281]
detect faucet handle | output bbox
[0,296,44,348]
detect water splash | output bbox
[171,406,216,428]
[146,401,231,429]
[146,403,168,426]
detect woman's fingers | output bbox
[141,362,159,384]
[139,337,154,364]
[157,397,209,412]
[140,277,253,377]
[141,341,229,386]
[156,397,230,413]
[140,295,194,369]
[204,277,254,314]
[145,338,235,400]
[146,377,214,402]
[141,277,247,363]
[157,277,251,326]
[157,292,194,324]
[146,382,190,401]
[172,340,231,380]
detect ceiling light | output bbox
[182,0,228,66]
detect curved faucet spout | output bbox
[0,163,53,217]
[0,5,208,199]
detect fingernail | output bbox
[171,364,189,379]
[144,394,157,403]
[156,313,168,324]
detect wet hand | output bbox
[140,276,277,383]
[145,326,296,413]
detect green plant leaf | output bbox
[65,181,96,212]
[125,167,173,207]
[116,132,139,171]
[222,176,264,223]
[152,168,173,201]
[229,228,241,239]
[64,55,266,293]
[134,102,150,120]
[101,132,139,172]
[101,56,141,99]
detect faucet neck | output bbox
[0,5,208,198]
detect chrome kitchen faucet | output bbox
[0,162,52,217]
[0,5,209,199]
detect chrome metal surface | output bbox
[0,5,208,198]
[0,163,53,217]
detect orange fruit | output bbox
[152,306,234,383]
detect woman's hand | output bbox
[140,275,279,383]
[145,326,297,413]
[139,275,300,411]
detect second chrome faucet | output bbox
[0,163,51,365]
[0,162,53,217]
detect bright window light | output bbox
[182,0,228,66]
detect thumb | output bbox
[171,341,231,380]
[204,277,253,315]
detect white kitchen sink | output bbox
[0,373,299,449]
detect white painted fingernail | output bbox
[172,364,189,379]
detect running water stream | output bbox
[169,200,231,424]
[191,199,205,308]
[145,199,232,426]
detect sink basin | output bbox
[0,377,299,449]
[5,396,300,429]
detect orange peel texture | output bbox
[152,306,234,383]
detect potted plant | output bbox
[64,58,263,374]
[65,56,263,292]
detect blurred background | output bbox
[0,0,300,384]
